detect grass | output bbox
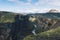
[23,27,60,40]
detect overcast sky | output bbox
[0,0,60,13]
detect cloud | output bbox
[7,0,60,6]
[7,0,18,2]
[2,0,60,13]
[48,0,60,6]
[7,0,31,6]
[18,7,51,13]
[34,0,60,6]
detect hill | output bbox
[24,27,60,40]
[0,11,60,40]
[0,11,23,23]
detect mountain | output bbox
[0,11,60,40]
[48,9,59,13]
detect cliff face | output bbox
[0,11,60,40]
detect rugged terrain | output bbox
[0,11,60,40]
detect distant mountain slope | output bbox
[0,11,60,23]
[34,13,60,19]
[0,11,22,23]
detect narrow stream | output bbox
[32,24,37,35]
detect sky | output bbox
[0,0,60,13]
